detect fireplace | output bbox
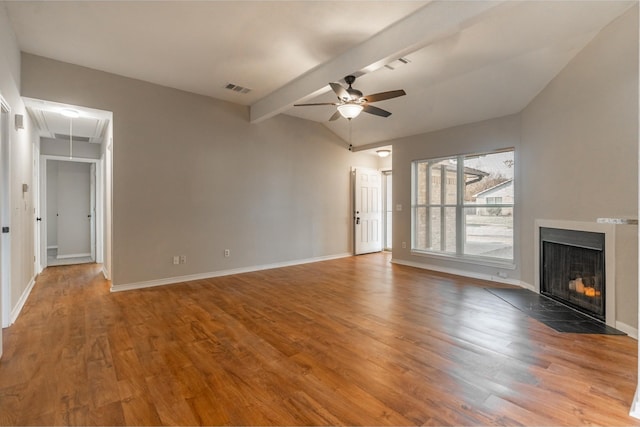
[540,227,605,321]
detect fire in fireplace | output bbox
[540,227,605,321]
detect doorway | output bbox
[353,167,383,255]
[42,158,96,267]
[25,97,111,275]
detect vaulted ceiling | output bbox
[5,1,636,148]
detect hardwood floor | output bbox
[1,253,638,425]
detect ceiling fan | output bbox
[294,75,406,121]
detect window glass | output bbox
[412,149,514,263]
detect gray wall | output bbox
[21,54,377,287]
[520,7,638,328]
[0,3,35,327]
[391,6,638,329]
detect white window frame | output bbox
[411,148,515,268]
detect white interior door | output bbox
[353,167,383,255]
[33,140,41,273]
[39,159,47,269]
[90,163,96,261]
[57,161,91,258]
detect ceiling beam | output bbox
[249,1,504,124]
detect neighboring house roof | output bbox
[463,166,490,185]
[463,166,491,178]
[434,163,490,182]
[473,179,513,198]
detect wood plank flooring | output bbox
[0,253,638,425]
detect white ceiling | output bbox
[5,1,635,148]
[23,97,111,144]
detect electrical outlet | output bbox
[224,249,230,257]
[173,256,179,265]
[402,241,407,249]
[179,255,187,264]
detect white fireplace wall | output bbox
[520,6,638,332]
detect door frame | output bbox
[382,170,392,251]
[38,155,103,270]
[352,166,383,255]
[0,95,10,330]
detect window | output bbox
[411,149,514,264]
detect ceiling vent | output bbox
[54,133,91,143]
[224,83,252,94]
[385,57,411,70]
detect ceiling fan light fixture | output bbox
[337,103,363,119]
[376,149,391,158]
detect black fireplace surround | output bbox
[540,227,605,321]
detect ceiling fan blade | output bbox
[329,82,350,101]
[328,110,342,121]
[294,102,339,107]
[363,89,406,103]
[363,104,392,118]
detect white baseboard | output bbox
[112,252,352,292]
[616,321,638,340]
[102,265,110,280]
[390,257,531,289]
[630,388,640,419]
[57,252,91,260]
[10,275,37,325]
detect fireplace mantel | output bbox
[534,219,616,328]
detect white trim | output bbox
[616,321,638,340]
[630,388,640,419]
[57,252,91,259]
[41,154,98,164]
[0,94,11,328]
[101,264,110,280]
[47,245,58,250]
[534,219,616,328]
[409,249,516,270]
[111,252,352,292]
[10,275,36,325]
[391,257,532,289]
